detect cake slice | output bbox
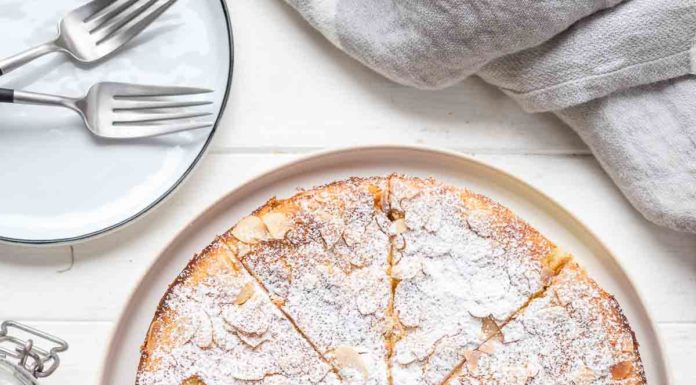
[446,262,646,385]
[386,176,569,385]
[137,240,341,385]
[221,177,393,385]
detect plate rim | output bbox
[0,0,235,246]
[97,144,673,385]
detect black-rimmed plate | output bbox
[0,0,233,245]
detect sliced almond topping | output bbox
[259,375,290,385]
[229,363,267,381]
[231,216,269,244]
[610,361,633,380]
[331,345,369,380]
[236,242,251,257]
[573,366,596,385]
[261,212,294,239]
[275,346,305,375]
[172,314,199,347]
[392,218,408,234]
[237,331,269,348]
[356,286,380,315]
[478,338,498,354]
[481,316,502,340]
[525,361,540,378]
[182,376,206,385]
[219,254,241,274]
[391,259,422,280]
[192,312,213,349]
[222,303,270,336]
[145,317,165,349]
[619,334,635,352]
[234,283,255,305]
[500,320,525,343]
[464,350,483,373]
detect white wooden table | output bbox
[1,1,694,384]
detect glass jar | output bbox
[0,361,37,385]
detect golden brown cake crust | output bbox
[137,175,644,385]
[138,241,232,376]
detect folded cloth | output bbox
[557,77,696,233]
[284,0,696,232]
[287,0,624,88]
[479,0,696,112]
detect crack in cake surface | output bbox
[385,232,401,385]
[136,241,342,385]
[222,177,393,385]
[137,175,643,385]
[386,176,569,385]
[218,239,342,379]
[443,263,646,385]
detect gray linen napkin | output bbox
[285,0,696,233]
[479,0,696,112]
[557,77,696,233]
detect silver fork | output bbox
[0,83,214,139]
[0,0,176,76]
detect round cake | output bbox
[136,175,646,385]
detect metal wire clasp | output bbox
[0,321,68,378]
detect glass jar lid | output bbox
[0,321,68,383]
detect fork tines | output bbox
[111,85,214,135]
[82,0,177,46]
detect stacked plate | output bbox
[0,0,233,244]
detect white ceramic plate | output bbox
[0,0,233,245]
[99,146,671,385]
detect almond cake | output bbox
[137,175,646,385]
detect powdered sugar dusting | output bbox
[137,176,643,385]
[227,178,392,385]
[387,176,556,385]
[448,263,645,385]
[136,242,340,385]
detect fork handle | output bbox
[0,41,61,77]
[0,88,12,103]
[0,88,77,111]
